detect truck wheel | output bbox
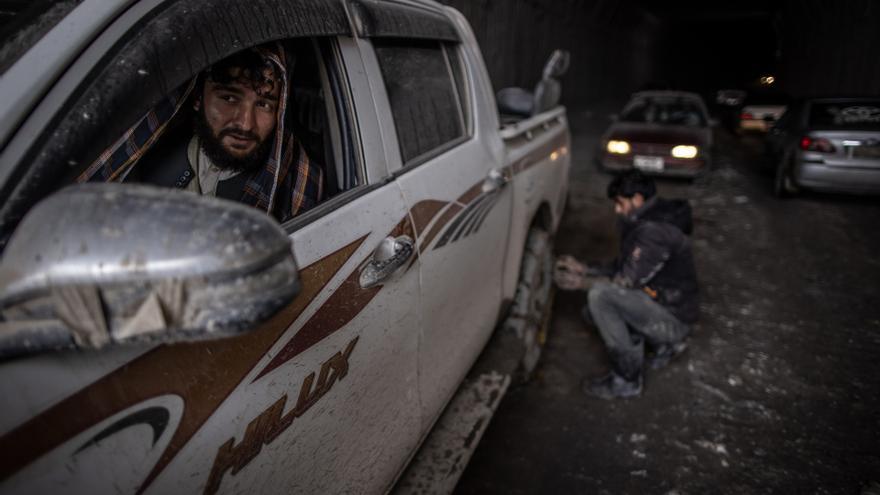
[504,227,554,382]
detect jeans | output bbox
[586,282,690,379]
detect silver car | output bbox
[768,98,880,197]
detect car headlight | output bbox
[671,145,698,159]
[607,140,630,154]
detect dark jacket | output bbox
[594,197,700,323]
[126,129,323,222]
[126,131,253,201]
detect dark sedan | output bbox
[599,91,713,178]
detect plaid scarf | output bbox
[77,44,323,222]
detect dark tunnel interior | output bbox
[0,2,879,493]
[438,0,880,109]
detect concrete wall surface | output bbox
[778,0,880,97]
[438,0,661,108]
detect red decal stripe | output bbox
[0,237,366,491]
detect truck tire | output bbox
[503,227,554,382]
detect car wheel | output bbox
[504,227,554,382]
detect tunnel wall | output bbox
[437,0,661,109]
[778,0,880,97]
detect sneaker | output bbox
[582,371,642,400]
[646,341,688,370]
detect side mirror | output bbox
[0,184,300,359]
[542,49,570,79]
[497,87,534,118]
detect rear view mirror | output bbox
[0,184,300,359]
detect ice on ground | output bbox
[696,440,729,456]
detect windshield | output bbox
[621,97,706,127]
[809,101,880,130]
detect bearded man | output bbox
[78,43,323,222]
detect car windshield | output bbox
[809,101,880,130]
[621,97,706,127]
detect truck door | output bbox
[357,3,513,424]
[0,7,422,494]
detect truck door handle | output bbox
[359,235,415,288]
[482,168,508,193]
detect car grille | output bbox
[630,142,673,156]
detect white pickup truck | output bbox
[0,0,570,493]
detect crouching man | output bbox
[555,171,699,399]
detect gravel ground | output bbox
[454,107,880,495]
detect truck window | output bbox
[1,38,356,246]
[75,39,354,221]
[0,0,357,251]
[374,39,466,165]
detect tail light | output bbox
[740,112,754,120]
[800,136,836,153]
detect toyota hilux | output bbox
[0,0,570,494]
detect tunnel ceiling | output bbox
[633,0,779,21]
[441,0,880,104]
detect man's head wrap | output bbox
[77,43,323,221]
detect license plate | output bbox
[633,155,664,171]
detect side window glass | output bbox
[0,0,358,251]
[9,38,356,236]
[445,45,471,134]
[89,40,356,222]
[373,39,466,165]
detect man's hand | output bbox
[554,255,589,291]
[556,255,587,276]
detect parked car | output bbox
[714,88,746,130]
[598,91,713,178]
[766,97,880,197]
[716,89,746,107]
[738,91,789,133]
[0,1,570,494]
